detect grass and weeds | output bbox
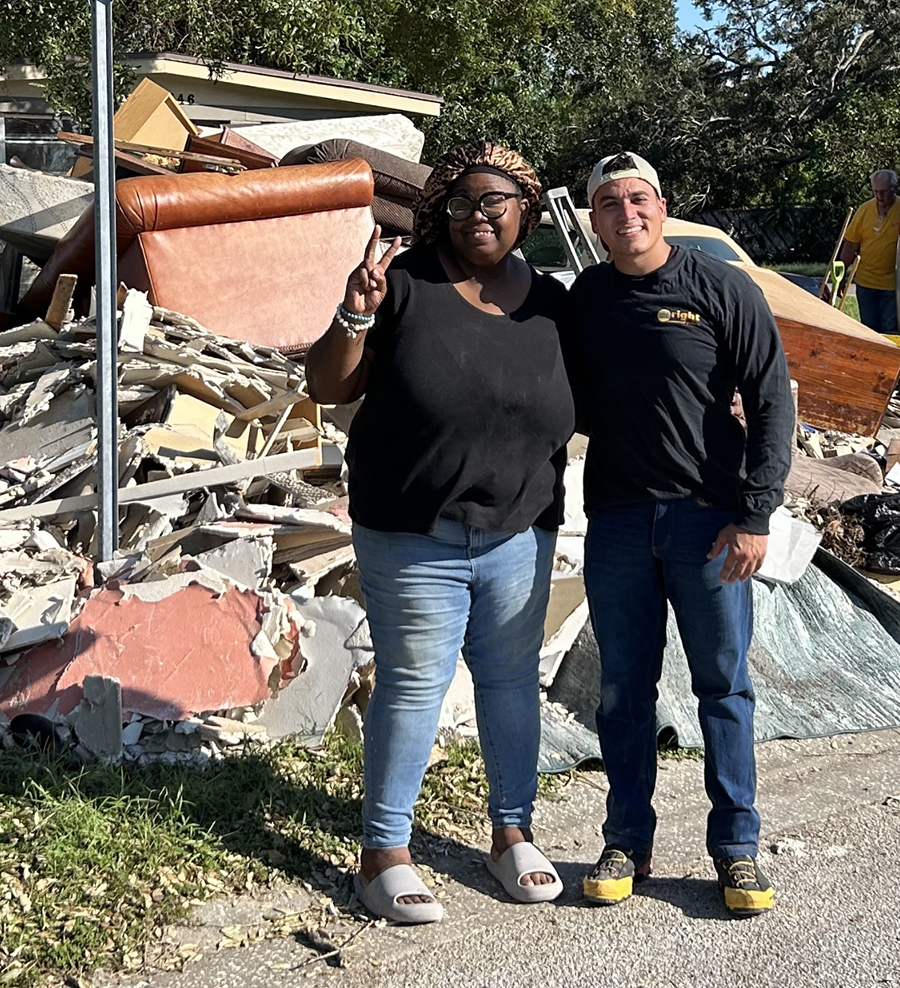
[762,261,827,278]
[841,295,861,321]
[657,738,704,761]
[0,736,564,987]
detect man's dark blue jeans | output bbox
[856,285,898,335]
[584,498,760,859]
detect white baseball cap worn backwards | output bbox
[587,152,662,205]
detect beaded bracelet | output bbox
[339,303,373,323]
[335,304,375,339]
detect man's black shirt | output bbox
[566,246,793,534]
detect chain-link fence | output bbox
[682,205,850,265]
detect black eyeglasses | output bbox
[601,152,638,177]
[445,191,522,221]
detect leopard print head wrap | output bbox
[413,141,543,249]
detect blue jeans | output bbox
[353,518,556,849]
[856,285,898,334]
[584,499,759,859]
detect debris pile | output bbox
[4,68,900,768]
[0,294,372,763]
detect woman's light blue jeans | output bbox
[353,518,556,850]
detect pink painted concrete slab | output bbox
[0,582,297,721]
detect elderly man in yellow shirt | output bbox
[839,169,899,333]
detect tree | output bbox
[0,0,678,187]
[0,0,387,126]
[674,0,900,209]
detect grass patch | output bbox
[841,295,860,321]
[761,261,827,278]
[657,742,704,762]
[0,736,563,987]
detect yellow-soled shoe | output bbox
[714,855,775,916]
[583,846,652,905]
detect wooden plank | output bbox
[44,274,78,330]
[74,145,174,177]
[0,448,318,525]
[818,208,853,298]
[233,390,305,422]
[182,135,276,172]
[776,314,900,435]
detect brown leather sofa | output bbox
[13,159,375,352]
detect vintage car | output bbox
[522,209,900,436]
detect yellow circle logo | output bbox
[657,308,672,323]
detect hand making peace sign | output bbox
[343,225,403,318]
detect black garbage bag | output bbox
[841,493,900,574]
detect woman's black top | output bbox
[346,244,575,534]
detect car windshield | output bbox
[666,236,743,262]
[521,223,591,269]
[521,224,745,275]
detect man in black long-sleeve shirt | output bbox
[567,152,793,916]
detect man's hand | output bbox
[708,524,768,583]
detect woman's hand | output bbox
[344,225,402,316]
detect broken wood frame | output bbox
[58,132,247,174]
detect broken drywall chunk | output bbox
[561,458,587,537]
[24,530,62,552]
[0,583,293,722]
[258,595,366,745]
[119,288,154,351]
[0,388,96,466]
[121,720,143,746]
[235,503,350,532]
[190,536,273,589]
[69,675,123,758]
[437,658,477,736]
[0,576,77,653]
[96,552,152,583]
[0,617,13,651]
[118,568,232,601]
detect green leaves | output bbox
[3,1,896,235]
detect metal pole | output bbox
[91,0,119,559]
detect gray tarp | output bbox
[538,549,900,773]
